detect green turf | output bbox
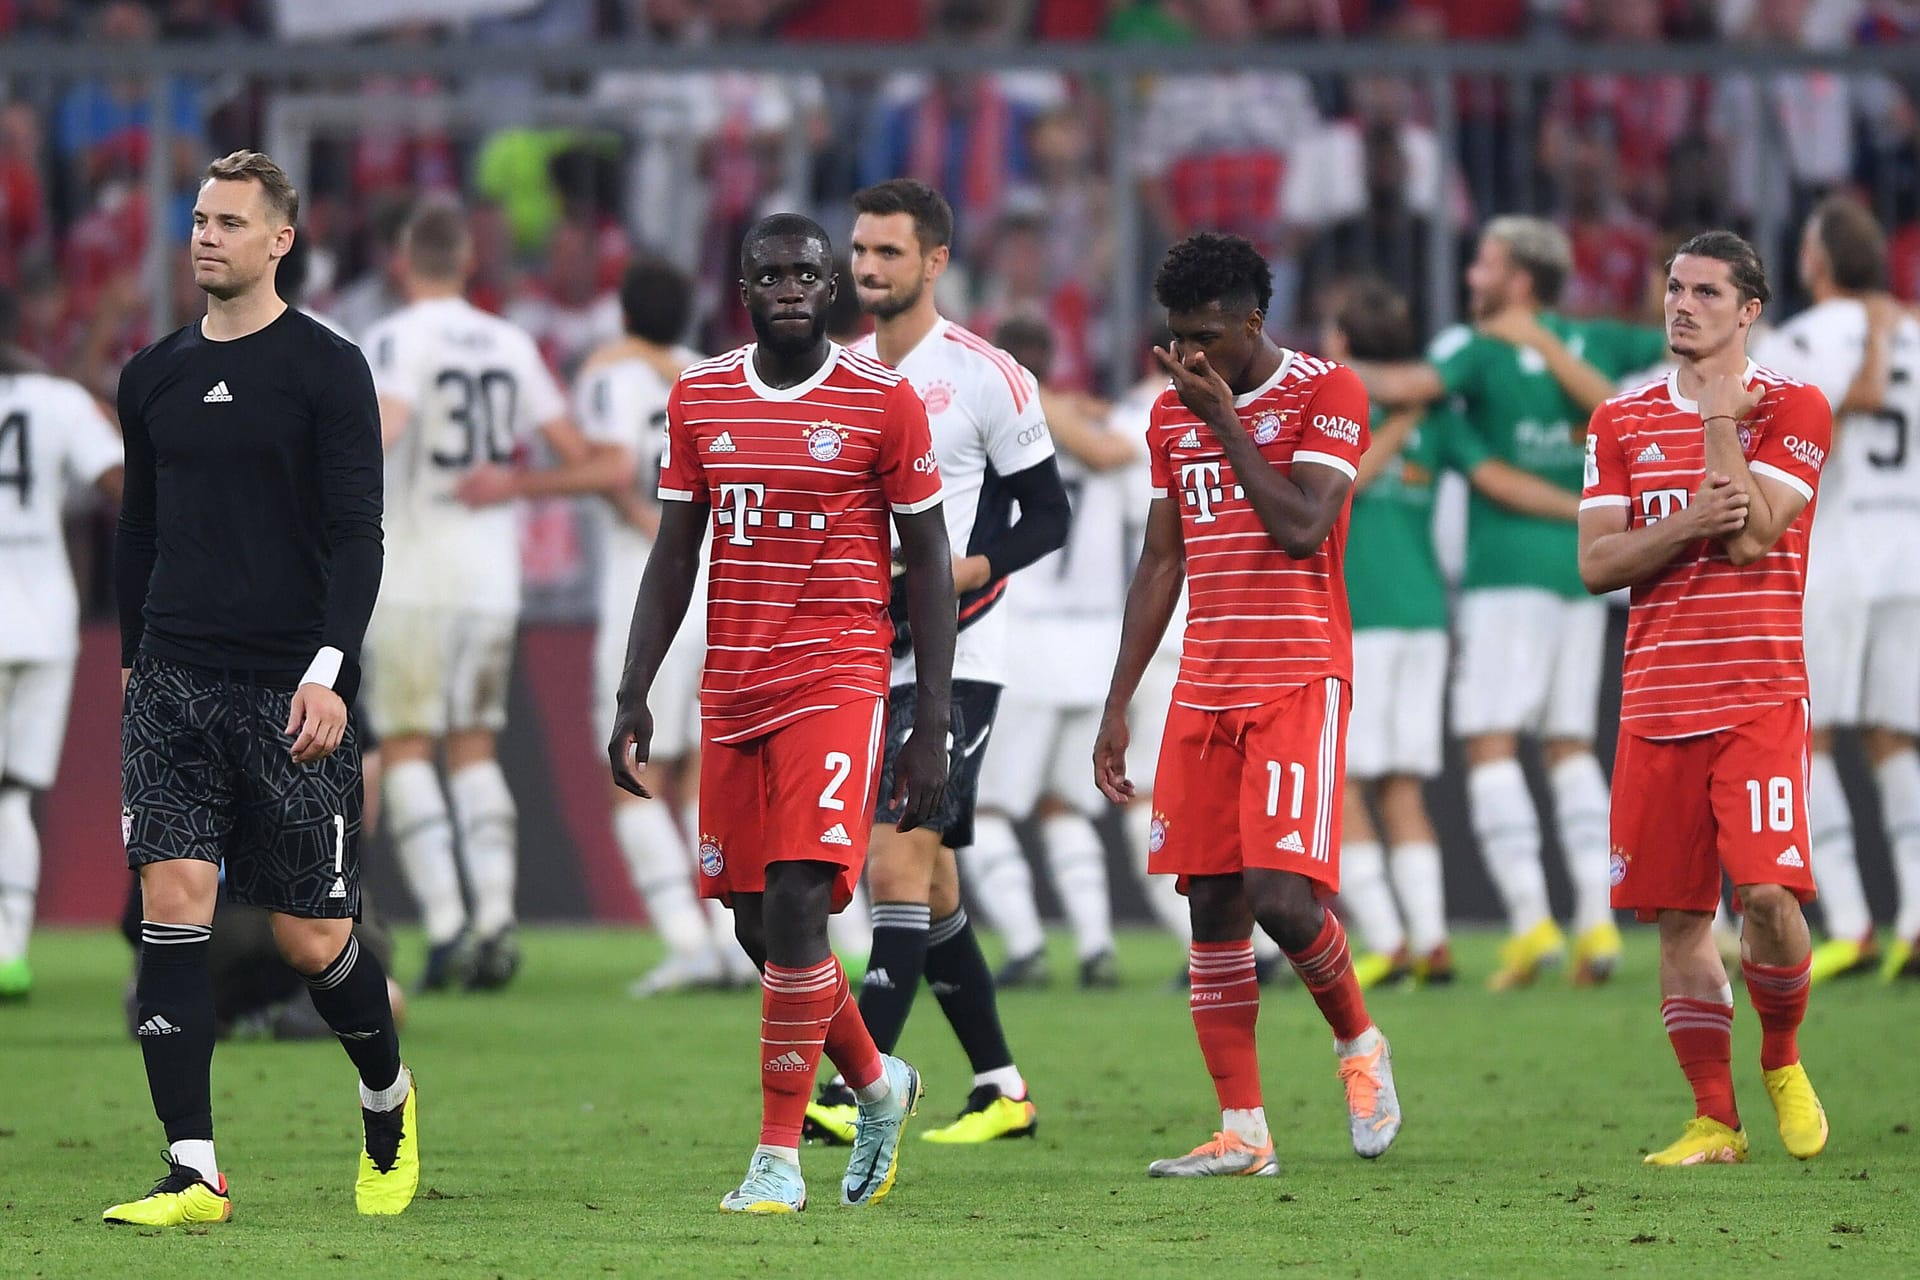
[4,926,1918,1279]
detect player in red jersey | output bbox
[1093,233,1402,1178]
[1579,231,1832,1167]
[607,214,956,1213]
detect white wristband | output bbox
[300,646,344,690]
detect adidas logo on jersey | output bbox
[1276,831,1306,854]
[765,1050,811,1072]
[1777,845,1805,869]
[202,381,233,403]
[136,1015,181,1036]
[821,823,853,847]
[1177,428,1202,450]
[1636,442,1666,463]
[708,431,737,454]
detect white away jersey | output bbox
[0,372,122,660]
[1753,300,1920,600]
[365,297,569,613]
[853,318,1056,686]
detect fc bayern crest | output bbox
[1737,423,1754,454]
[1251,409,1282,445]
[698,836,725,877]
[1148,814,1168,855]
[923,381,955,414]
[1608,849,1628,887]
[806,422,846,462]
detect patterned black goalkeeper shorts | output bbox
[122,655,364,919]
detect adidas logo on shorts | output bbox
[203,380,233,403]
[1777,845,1805,868]
[136,1015,181,1036]
[329,876,347,899]
[1177,427,1202,450]
[1636,441,1666,463]
[708,431,737,453]
[1276,831,1306,854]
[821,823,853,847]
[765,1050,811,1072]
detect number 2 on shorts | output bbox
[820,752,853,811]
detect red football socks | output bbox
[1188,940,1263,1110]
[758,959,842,1148]
[1663,996,1739,1129]
[1742,956,1811,1072]
[1287,912,1372,1042]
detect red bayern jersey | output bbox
[1147,350,1371,709]
[660,343,943,742]
[1582,361,1831,740]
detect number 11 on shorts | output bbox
[1746,776,1795,833]
[1266,760,1305,820]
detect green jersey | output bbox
[1347,406,1458,632]
[1428,314,1667,599]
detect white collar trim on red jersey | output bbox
[1665,358,1758,414]
[1234,348,1295,408]
[742,342,842,402]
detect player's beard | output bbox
[750,307,829,358]
[860,278,923,321]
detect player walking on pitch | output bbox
[608,214,955,1213]
[1579,231,1830,1166]
[108,151,416,1224]
[1095,233,1402,1177]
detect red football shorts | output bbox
[1609,698,1818,921]
[1147,678,1349,894]
[694,697,887,911]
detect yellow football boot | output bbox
[1570,921,1623,986]
[1809,936,1878,984]
[1643,1117,1749,1166]
[1763,1063,1829,1159]
[103,1158,232,1226]
[921,1086,1037,1143]
[356,1073,420,1215]
[1488,919,1566,991]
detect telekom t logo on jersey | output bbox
[718,483,766,545]
[1180,461,1225,524]
[1640,488,1691,523]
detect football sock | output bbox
[1548,753,1615,934]
[1222,1106,1269,1148]
[1879,751,1920,939]
[1188,941,1262,1110]
[1337,839,1405,956]
[385,759,466,945]
[830,880,873,960]
[1809,752,1870,942]
[302,934,404,1098]
[449,761,518,937]
[136,923,217,1152]
[1125,803,1192,944]
[1663,993,1738,1128]
[820,960,886,1096]
[0,787,39,963]
[924,908,1018,1076]
[858,901,929,1053]
[758,960,840,1149]
[1742,956,1811,1071]
[1287,912,1373,1042]
[1388,841,1448,955]
[961,813,1047,960]
[612,800,712,963]
[168,1139,219,1186]
[1467,760,1551,935]
[1041,812,1114,961]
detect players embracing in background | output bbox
[1096,232,1401,1179]
[1579,231,1830,1167]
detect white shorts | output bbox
[1807,590,1920,734]
[1126,649,1181,799]
[977,698,1106,818]
[364,604,517,739]
[1451,588,1607,741]
[1348,629,1448,781]
[593,612,705,762]
[0,659,77,790]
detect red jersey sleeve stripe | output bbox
[944,326,1030,411]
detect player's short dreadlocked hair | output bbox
[1154,232,1273,317]
[741,213,832,272]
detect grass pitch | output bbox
[4,926,1918,1279]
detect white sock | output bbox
[1548,753,1615,934]
[853,1073,891,1105]
[1337,839,1405,955]
[974,1065,1027,1098]
[385,760,466,945]
[962,813,1047,960]
[450,761,518,937]
[613,800,712,964]
[830,879,873,959]
[1040,812,1114,961]
[1222,1106,1269,1147]
[1388,841,1448,955]
[1124,802,1191,944]
[359,1063,411,1112]
[1467,759,1551,933]
[0,788,41,963]
[753,1143,801,1168]
[1810,752,1871,941]
[1334,1024,1383,1058]
[1877,750,1920,940]
[169,1139,219,1184]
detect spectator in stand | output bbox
[970,202,1096,390]
[2,0,78,40]
[780,0,929,39]
[1557,139,1658,320]
[352,25,458,204]
[1023,106,1111,326]
[505,215,621,378]
[0,101,47,285]
[334,194,414,342]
